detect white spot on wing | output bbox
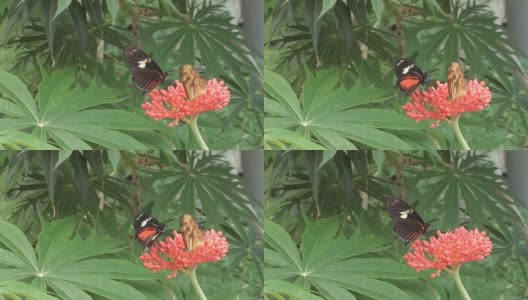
[138,58,151,69]
[402,65,414,74]
[400,209,413,219]
[141,217,152,227]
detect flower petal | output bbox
[403,227,492,278]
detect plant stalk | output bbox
[189,267,207,300]
[450,266,471,300]
[450,116,470,150]
[188,116,209,150]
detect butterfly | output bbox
[386,196,431,242]
[394,59,430,95]
[447,62,467,99]
[123,46,168,94]
[179,214,204,252]
[133,213,168,248]
[179,64,207,100]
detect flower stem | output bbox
[188,116,209,150]
[450,116,470,150]
[450,266,471,300]
[189,267,207,300]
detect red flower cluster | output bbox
[404,227,492,278]
[142,79,230,127]
[140,230,229,279]
[403,79,491,128]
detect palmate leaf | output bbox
[139,2,260,78]
[270,1,393,75]
[0,69,172,149]
[264,218,428,300]
[264,68,429,150]
[406,2,521,79]
[484,70,528,146]
[144,152,256,230]
[264,127,327,150]
[2,151,136,218]
[0,218,154,300]
[0,130,57,150]
[265,280,325,300]
[0,281,59,300]
[405,152,523,230]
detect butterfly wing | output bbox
[386,196,430,242]
[397,74,422,95]
[124,47,167,93]
[394,59,428,95]
[180,214,205,252]
[134,213,168,248]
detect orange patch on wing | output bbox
[400,77,420,89]
[138,228,157,240]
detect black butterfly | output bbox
[133,213,168,248]
[124,47,168,93]
[394,59,430,95]
[386,196,431,242]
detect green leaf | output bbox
[265,279,325,300]
[313,123,413,150]
[38,68,76,118]
[0,70,38,120]
[305,0,322,66]
[316,275,413,300]
[0,98,28,118]
[318,109,429,130]
[48,279,92,300]
[47,129,92,149]
[38,218,76,271]
[0,216,148,299]
[68,0,88,52]
[40,151,59,213]
[140,3,260,78]
[53,0,71,20]
[40,0,58,65]
[106,0,119,25]
[264,128,325,150]
[0,248,30,269]
[302,68,340,119]
[46,124,147,149]
[318,0,337,20]
[0,220,39,270]
[312,128,358,150]
[319,150,337,170]
[42,79,124,121]
[47,274,149,300]
[316,258,419,279]
[55,259,157,280]
[264,221,303,268]
[56,110,158,130]
[371,0,384,25]
[107,150,121,174]
[81,0,102,28]
[264,68,418,149]
[0,281,59,300]
[55,150,73,169]
[0,130,58,150]
[265,217,414,299]
[305,151,322,215]
[265,69,303,121]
